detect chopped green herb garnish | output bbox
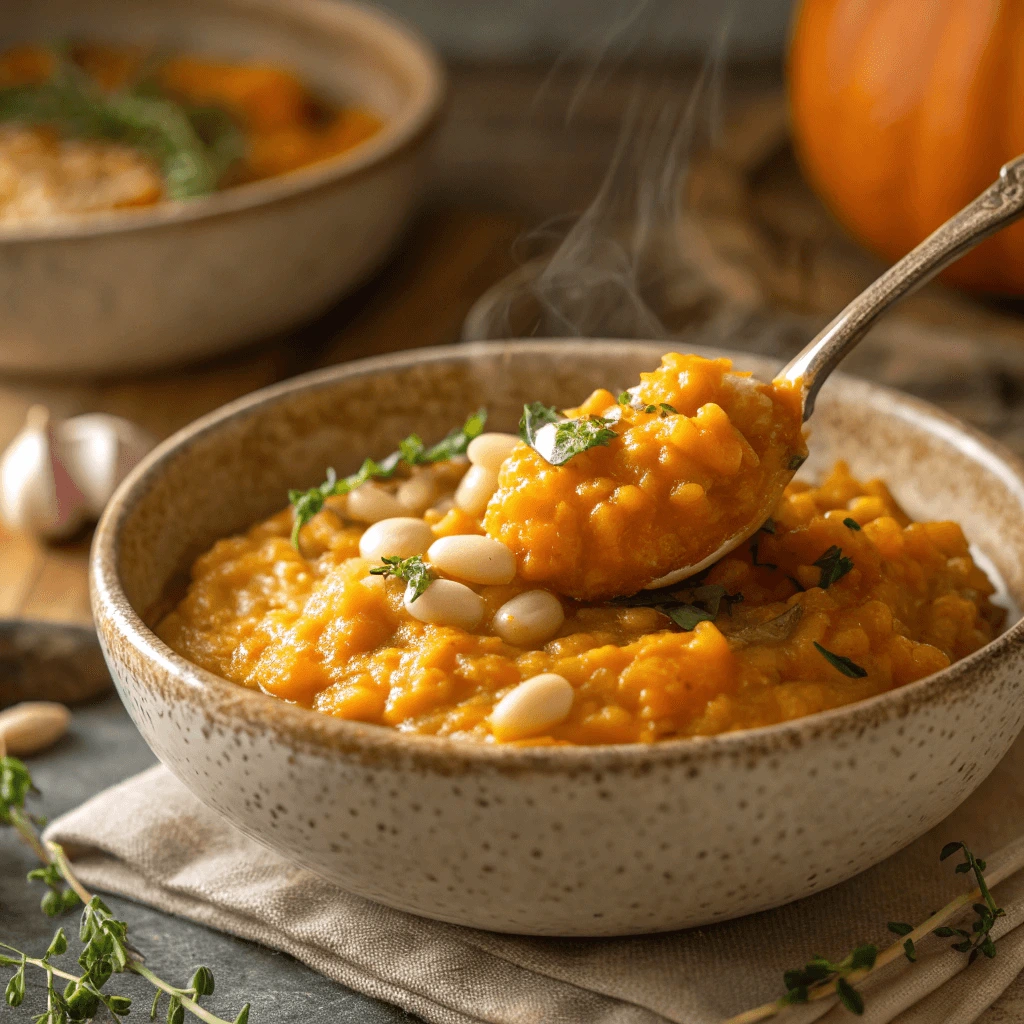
[813,642,867,678]
[658,403,678,416]
[844,517,862,531]
[545,417,617,465]
[0,55,244,199]
[518,402,561,447]
[788,454,807,471]
[289,409,486,547]
[617,391,632,406]
[614,583,741,632]
[370,555,435,601]
[813,545,854,589]
[644,404,658,414]
[519,402,616,466]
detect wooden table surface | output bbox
[5,58,1024,1022]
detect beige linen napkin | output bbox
[44,733,1024,1024]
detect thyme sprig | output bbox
[288,410,487,547]
[814,641,867,679]
[726,842,1005,1023]
[813,546,854,589]
[370,555,434,601]
[518,402,616,466]
[1,756,249,1024]
[613,582,742,632]
[0,54,244,199]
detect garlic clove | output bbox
[0,405,90,540]
[59,413,156,517]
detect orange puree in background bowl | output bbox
[157,353,1002,747]
[484,354,807,600]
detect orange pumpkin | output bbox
[788,0,1024,294]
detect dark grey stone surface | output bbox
[1,694,418,1024]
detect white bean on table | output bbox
[427,535,516,585]
[492,590,565,646]
[404,578,485,630]
[490,673,574,741]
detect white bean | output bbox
[347,482,406,523]
[492,590,564,647]
[467,432,521,472]
[455,464,499,517]
[427,535,516,585]
[490,673,574,741]
[404,578,484,630]
[359,517,434,562]
[397,475,439,513]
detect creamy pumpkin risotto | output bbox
[158,354,1003,745]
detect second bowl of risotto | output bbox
[92,340,1024,935]
[0,0,444,374]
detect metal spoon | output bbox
[647,152,1024,590]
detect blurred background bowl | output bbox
[0,0,445,376]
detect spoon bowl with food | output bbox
[487,153,1024,599]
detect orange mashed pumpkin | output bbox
[0,43,383,200]
[484,354,807,600]
[158,454,1003,745]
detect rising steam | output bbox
[463,21,744,343]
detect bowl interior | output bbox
[3,0,428,116]
[110,341,1024,649]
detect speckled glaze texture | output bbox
[91,341,1024,936]
[0,0,444,374]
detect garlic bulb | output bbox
[0,406,155,540]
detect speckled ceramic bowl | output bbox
[0,0,444,374]
[91,340,1024,936]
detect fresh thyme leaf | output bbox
[519,402,560,447]
[843,517,862,531]
[664,605,715,630]
[940,842,964,861]
[644,404,657,414]
[617,391,631,406]
[420,408,487,462]
[545,417,617,465]
[847,944,877,972]
[519,402,617,465]
[836,977,864,1015]
[370,555,435,601]
[289,410,487,547]
[615,583,741,633]
[887,922,913,937]
[813,545,854,589]
[659,403,678,416]
[814,642,867,678]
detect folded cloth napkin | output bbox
[45,734,1024,1024]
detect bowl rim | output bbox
[0,0,446,244]
[91,339,1024,771]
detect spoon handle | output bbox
[777,153,1024,419]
